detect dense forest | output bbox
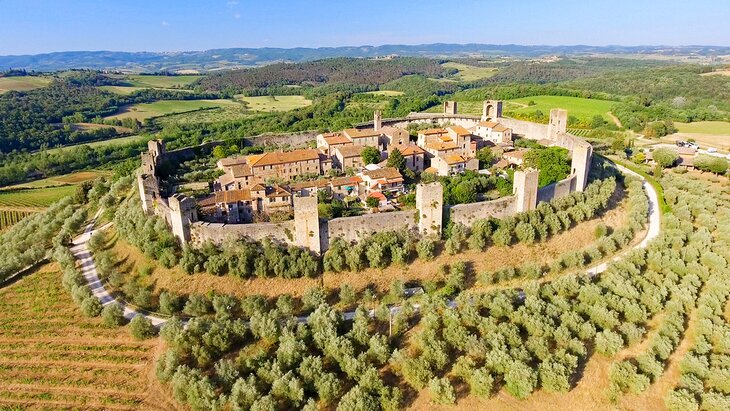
[0,72,220,153]
[193,57,448,94]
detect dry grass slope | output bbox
[0,264,174,411]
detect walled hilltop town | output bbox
[137,100,592,254]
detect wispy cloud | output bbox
[234,12,241,19]
[161,20,169,27]
[226,0,239,7]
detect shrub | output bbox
[595,330,624,357]
[416,238,436,261]
[130,315,157,339]
[184,294,213,317]
[303,286,327,311]
[102,303,126,327]
[428,377,456,405]
[81,296,103,317]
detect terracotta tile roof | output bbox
[492,124,510,132]
[423,166,438,174]
[323,133,351,145]
[343,128,383,139]
[335,144,366,158]
[389,144,425,156]
[290,179,330,190]
[361,167,403,181]
[197,195,217,207]
[250,183,266,191]
[219,173,235,186]
[368,192,386,200]
[419,128,448,135]
[379,126,409,140]
[229,164,253,178]
[266,185,291,197]
[503,150,527,160]
[218,156,248,167]
[331,175,362,187]
[494,159,510,168]
[246,149,320,167]
[204,189,253,205]
[444,154,468,165]
[447,125,472,136]
[478,121,498,128]
[426,141,459,151]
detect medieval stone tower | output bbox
[443,101,458,115]
[571,142,593,192]
[416,182,443,237]
[168,193,197,243]
[137,139,166,215]
[373,110,382,131]
[513,168,540,213]
[293,194,321,254]
[548,109,568,140]
[481,100,503,121]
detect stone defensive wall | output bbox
[321,210,418,250]
[138,104,594,254]
[448,196,516,227]
[191,220,295,245]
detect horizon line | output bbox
[2,42,729,58]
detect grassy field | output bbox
[155,108,254,126]
[235,95,313,112]
[98,85,148,95]
[105,99,243,121]
[674,121,730,135]
[441,62,499,82]
[45,135,148,155]
[0,186,76,208]
[362,90,405,96]
[124,74,200,88]
[0,265,172,410]
[3,170,111,190]
[506,95,617,121]
[0,76,52,93]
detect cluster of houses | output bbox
[200,110,521,224]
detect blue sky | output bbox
[0,0,728,55]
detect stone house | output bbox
[503,149,528,166]
[358,167,405,196]
[431,154,478,176]
[333,144,366,171]
[217,163,255,191]
[330,175,363,200]
[387,144,426,172]
[245,149,322,182]
[342,128,384,150]
[475,120,513,144]
[316,132,352,156]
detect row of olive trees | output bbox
[390,196,720,403]
[181,237,320,279]
[451,176,618,254]
[480,177,647,285]
[0,196,78,281]
[662,174,730,411]
[322,176,619,277]
[156,302,403,410]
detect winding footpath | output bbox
[71,168,661,326]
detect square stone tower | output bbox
[513,168,540,213]
[443,101,458,115]
[416,182,443,237]
[168,193,197,244]
[571,143,593,192]
[374,110,382,131]
[294,194,321,254]
[548,109,568,140]
[482,100,503,121]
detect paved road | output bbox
[71,169,661,326]
[71,211,167,326]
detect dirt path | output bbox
[607,111,623,128]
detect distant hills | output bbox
[1,44,728,73]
